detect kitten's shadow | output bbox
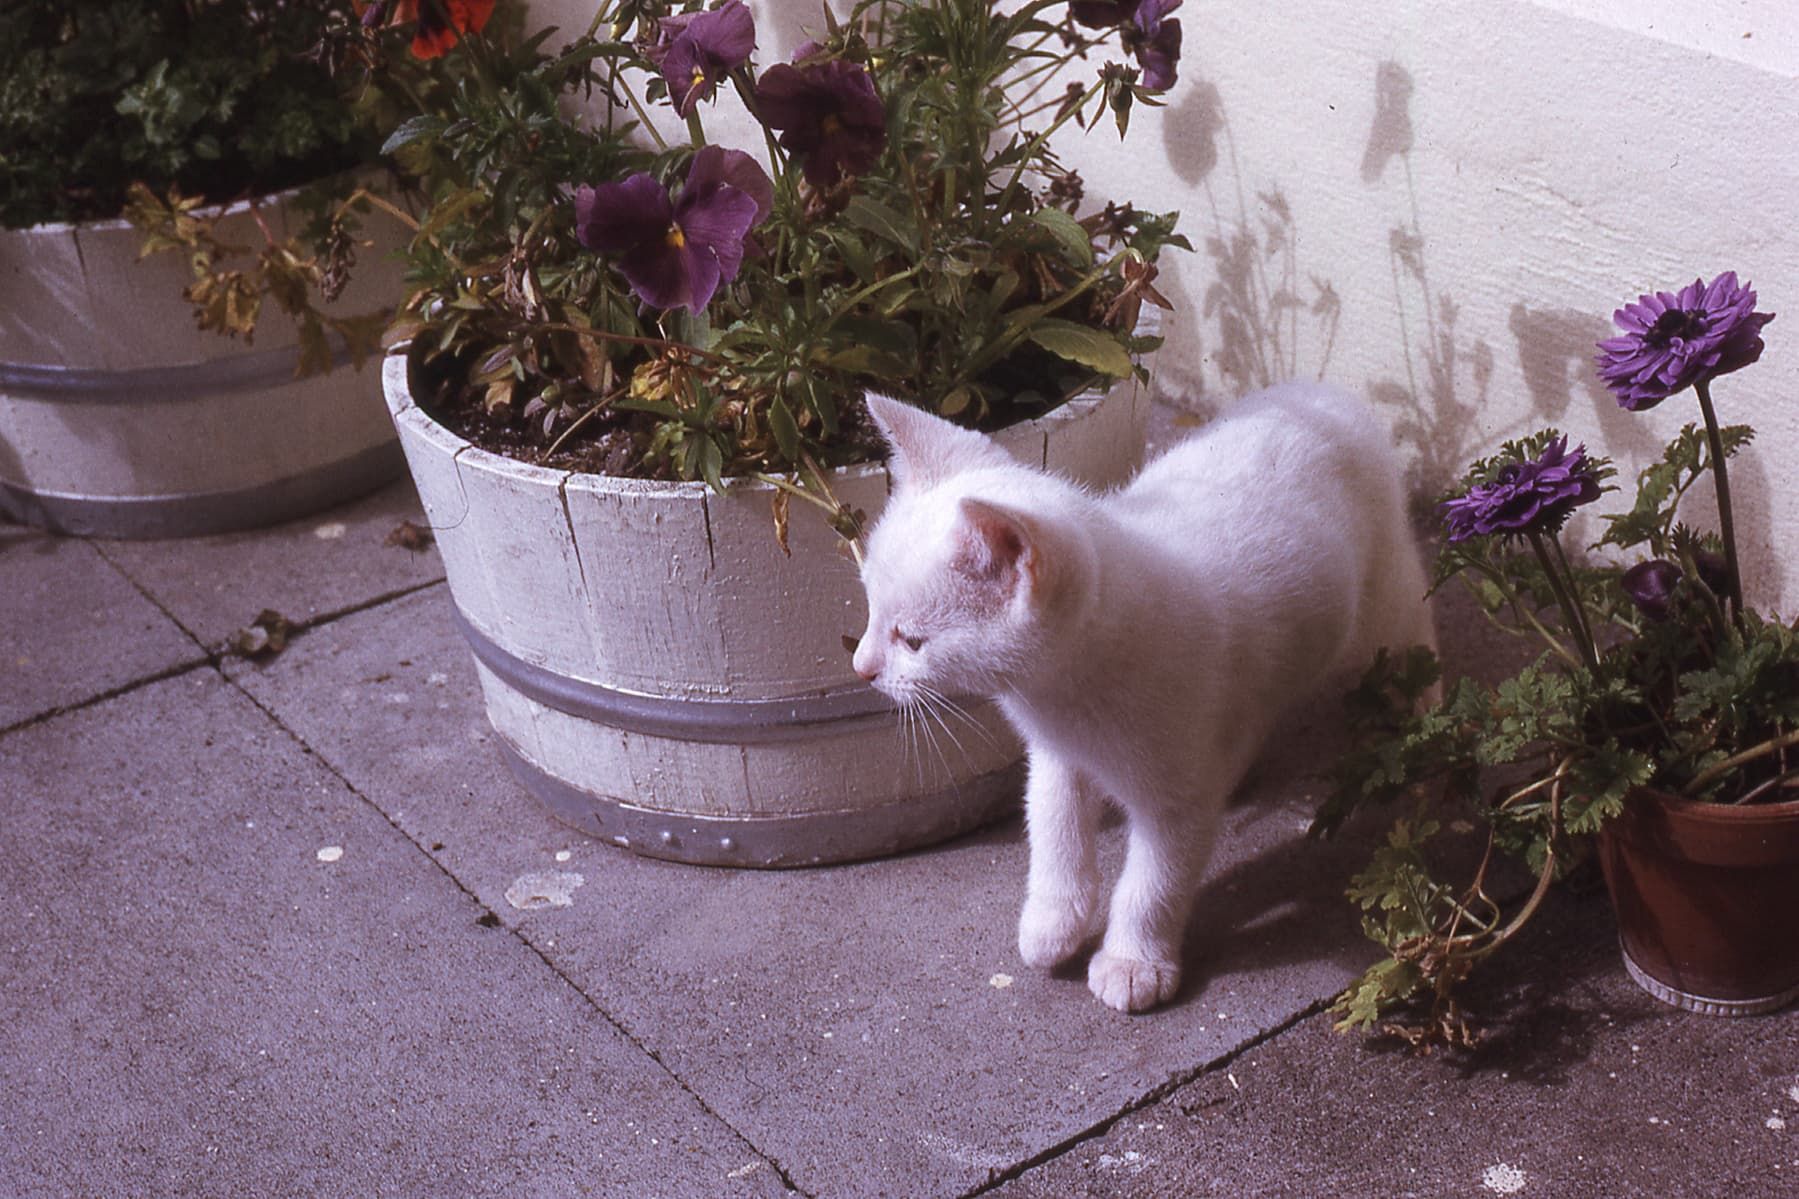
[1034,827,1372,995]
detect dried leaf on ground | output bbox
[385,519,435,551]
[226,609,293,659]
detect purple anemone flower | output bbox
[1441,436,1602,542]
[1621,559,1683,622]
[754,58,887,190]
[1123,0,1182,91]
[573,147,771,314]
[651,0,756,117]
[1595,271,1775,411]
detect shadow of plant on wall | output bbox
[1159,78,1340,407]
[1360,59,1510,512]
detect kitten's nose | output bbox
[851,639,881,683]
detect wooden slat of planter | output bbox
[450,445,597,671]
[560,473,735,698]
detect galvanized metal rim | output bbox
[496,737,1023,869]
[0,439,405,540]
[452,603,936,744]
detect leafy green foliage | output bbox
[1597,422,1753,557]
[1,1,376,228]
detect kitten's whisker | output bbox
[899,698,926,788]
[910,694,953,779]
[920,686,999,750]
[918,692,968,760]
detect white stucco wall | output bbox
[527,0,1799,609]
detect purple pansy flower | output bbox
[650,0,756,117]
[1067,0,1182,91]
[1595,271,1775,411]
[573,147,771,314]
[1123,0,1182,91]
[1621,559,1683,622]
[754,57,887,190]
[1441,436,1602,542]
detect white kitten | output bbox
[852,382,1435,1013]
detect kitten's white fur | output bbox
[852,382,1436,1013]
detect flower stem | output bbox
[1693,378,1745,622]
[1527,532,1597,671]
[1683,726,1799,799]
[1547,535,1600,663]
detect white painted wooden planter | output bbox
[0,185,406,537]
[385,350,1148,866]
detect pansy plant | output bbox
[367,0,1190,497]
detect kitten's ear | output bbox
[953,497,1036,593]
[864,392,1010,492]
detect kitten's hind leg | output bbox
[1088,798,1220,1013]
[1017,749,1101,970]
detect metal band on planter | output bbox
[0,438,403,539]
[451,604,899,744]
[0,342,349,403]
[0,340,405,538]
[496,741,1024,869]
[452,603,1023,866]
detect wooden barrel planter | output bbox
[0,187,406,538]
[383,350,1149,867]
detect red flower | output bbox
[360,0,495,60]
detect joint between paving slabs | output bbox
[218,669,811,1198]
[959,998,1334,1198]
[5,548,449,739]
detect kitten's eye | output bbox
[894,627,926,652]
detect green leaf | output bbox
[842,196,921,255]
[823,344,912,378]
[769,396,801,462]
[1024,318,1133,378]
[1021,208,1094,268]
[381,115,448,157]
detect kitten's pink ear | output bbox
[864,392,1010,492]
[953,497,1035,592]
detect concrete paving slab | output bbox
[0,520,203,730]
[229,586,1422,1197]
[94,478,444,651]
[990,886,1799,1198]
[0,670,790,1199]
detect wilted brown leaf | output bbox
[385,520,435,552]
[226,609,294,660]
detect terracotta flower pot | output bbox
[1597,787,1799,1015]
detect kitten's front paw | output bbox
[1018,897,1094,969]
[1087,951,1181,1013]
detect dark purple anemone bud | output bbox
[754,58,887,190]
[652,0,756,118]
[1595,271,1775,411]
[1123,0,1182,91]
[1691,548,1730,597]
[1070,0,1136,26]
[1441,436,1602,542]
[574,148,770,314]
[1621,559,1683,622]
